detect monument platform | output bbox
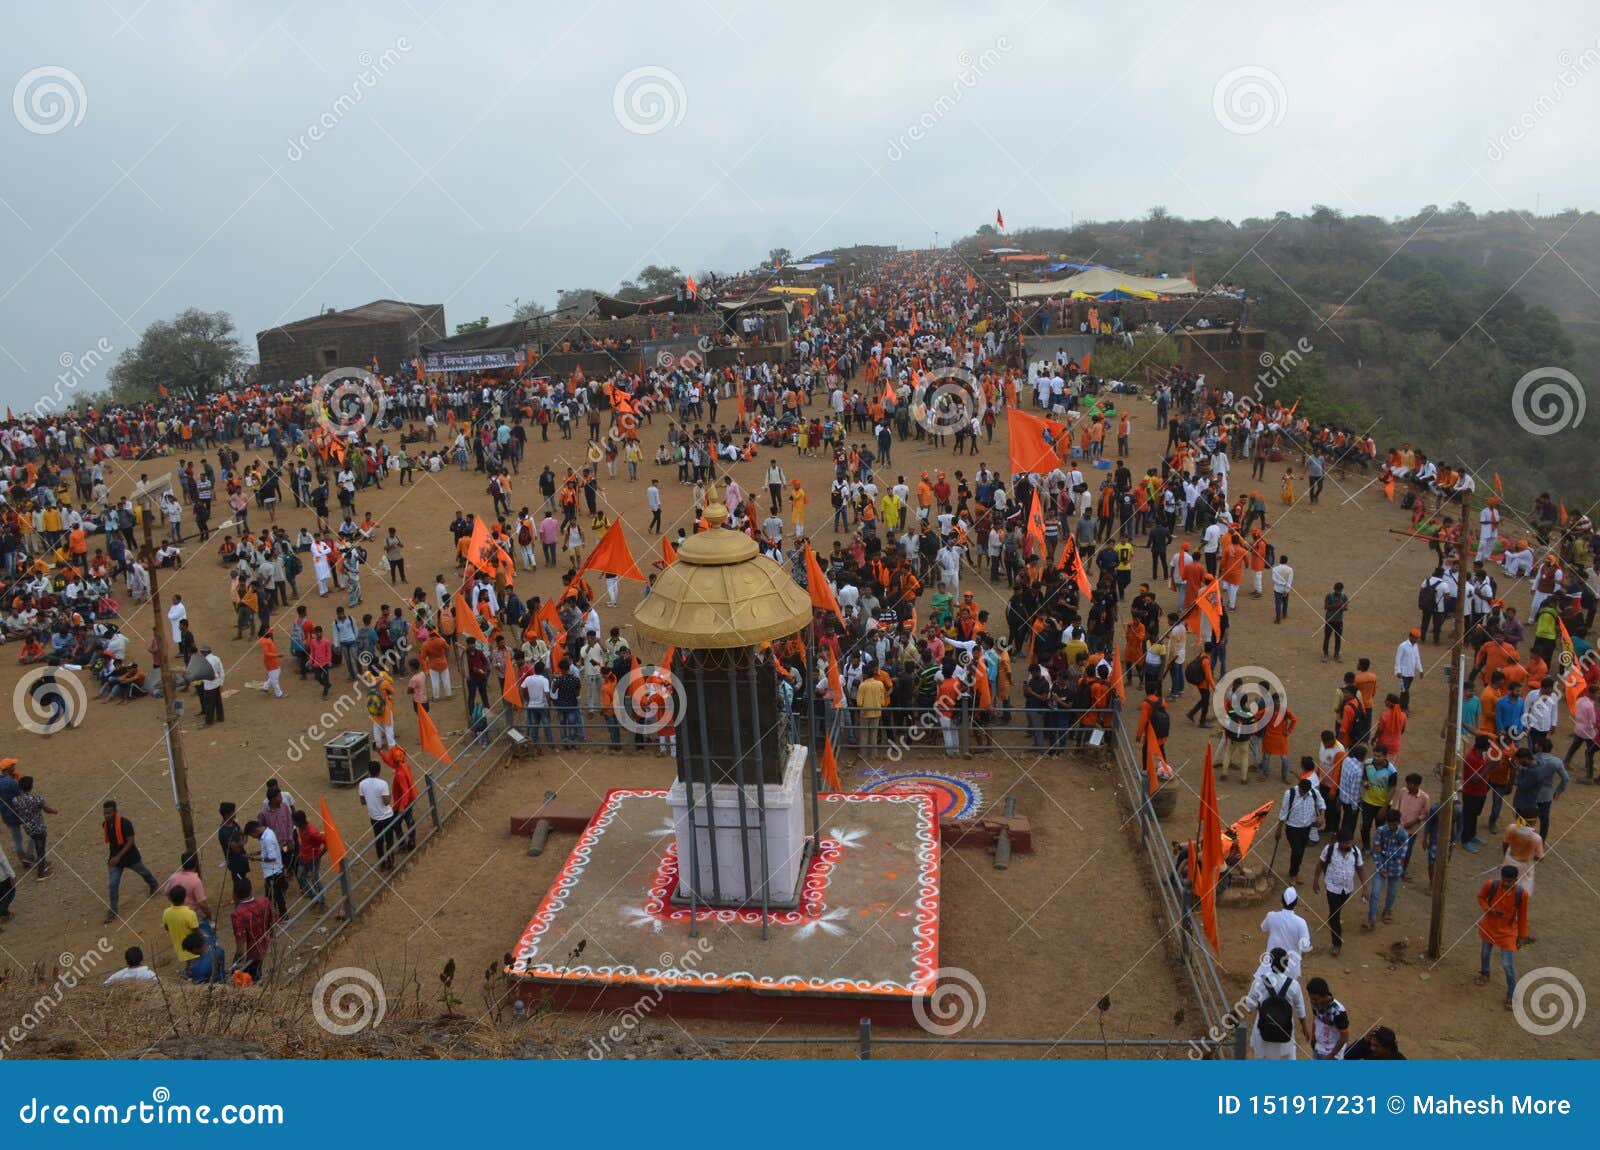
[506,788,941,1026]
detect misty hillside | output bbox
[963,208,1599,506]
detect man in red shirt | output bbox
[381,745,418,852]
[229,876,277,982]
[291,809,327,910]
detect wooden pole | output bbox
[1426,490,1470,958]
[140,501,199,860]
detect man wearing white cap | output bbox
[1259,887,1312,980]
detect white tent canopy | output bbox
[1010,269,1199,299]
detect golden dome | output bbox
[634,503,812,649]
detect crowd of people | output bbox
[0,250,1593,1058]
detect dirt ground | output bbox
[1,397,1593,1059]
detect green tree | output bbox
[456,316,490,334]
[768,247,792,267]
[106,308,245,403]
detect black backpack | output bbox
[1150,707,1171,741]
[1185,658,1205,686]
[1257,978,1294,1043]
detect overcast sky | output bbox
[3,0,1597,406]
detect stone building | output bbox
[256,300,446,383]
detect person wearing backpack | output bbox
[1247,947,1309,1059]
[1476,864,1531,1008]
[1183,642,1215,727]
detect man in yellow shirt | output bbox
[160,885,207,981]
[856,673,887,758]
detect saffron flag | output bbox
[502,655,522,707]
[661,534,677,566]
[318,796,348,875]
[1025,495,1046,561]
[805,543,844,623]
[827,645,845,707]
[1142,731,1161,797]
[579,520,646,581]
[466,517,513,578]
[1064,536,1093,597]
[996,208,1005,230]
[1383,473,1395,502]
[1227,801,1276,863]
[685,274,698,298]
[1007,408,1066,477]
[1080,351,1092,374]
[1109,644,1126,703]
[415,701,455,766]
[1557,620,1587,714]
[1197,744,1222,952]
[1493,472,1504,496]
[820,736,842,792]
[1195,577,1223,639]
[454,593,490,645]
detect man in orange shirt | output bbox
[935,674,964,756]
[1259,697,1297,782]
[1476,865,1530,1008]
[1352,659,1378,708]
[258,628,284,699]
[422,632,451,700]
[1372,694,1407,759]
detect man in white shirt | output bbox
[103,945,159,985]
[1393,628,1424,711]
[247,819,287,913]
[1312,835,1364,956]
[521,664,554,748]
[1270,554,1294,624]
[1275,775,1326,880]
[1259,887,1313,979]
[1202,520,1225,575]
[357,762,396,870]
[167,595,187,643]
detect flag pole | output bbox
[1426,490,1469,958]
[140,501,199,860]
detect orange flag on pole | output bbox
[805,543,844,623]
[661,535,677,566]
[1142,731,1161,797]
[1025,495,1046,562]
[502,656,522,707]
[467,516,513,578]
[1063,536,1093,597]
[1558,621,1587,714]
[1194,577,1223,639]
[820,737,842,792]
[318,796,348,875]
[1109,644,1126,702]
[1382,473,1395,502]
[415,701,455,766]
[827,645,845,707]
[1197,744,1222,952]
[579,520,647,581]
[454,593,490,645]
[1007,408,1066,476]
